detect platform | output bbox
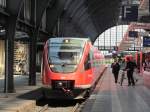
[82,68,150,112]
[0,74,43,112]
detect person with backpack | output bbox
[111,60,120,83]
[125,57,137,86]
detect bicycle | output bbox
[120,69,138,86]
[120,70,126,86]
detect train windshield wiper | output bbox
[61,63,67,67]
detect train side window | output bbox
[84,53,91,70]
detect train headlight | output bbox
[49,64,54,68]
[58,82,63,87]
[64,39,70,43]
[65,39,69,43]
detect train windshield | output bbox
[47,38,85,73]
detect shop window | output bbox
[14,42,29,75]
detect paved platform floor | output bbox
[82,68,150,112]
[0,74,43,112]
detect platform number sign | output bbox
[122,5,138,22]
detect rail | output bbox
[38,104,48,112]
[71,103,80,112]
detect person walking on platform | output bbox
[120,58,126,70]
[125,57,137,86]
[111,60,120,83]
[119,59,127,86]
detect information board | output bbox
[143,36,150,47]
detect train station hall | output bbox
[0,0,150,112]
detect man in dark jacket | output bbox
[111,60,120,83]
[125,57,137,86]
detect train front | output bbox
[42,38,89,99]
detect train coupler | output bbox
[61,87,74,96]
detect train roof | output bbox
[47,37,91,42]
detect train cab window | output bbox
[58,52,74,60]
[84,53,91,70]
[48,43,84,73]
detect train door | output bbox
[84,49,93,84]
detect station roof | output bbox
[58,0,121,43]
[1,0,149,45]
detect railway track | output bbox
[37,104,49,112]
[36,99,85,112]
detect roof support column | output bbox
[29,30,37,85]
[28,0,36,85]
[5,0,23,93]
[5,16,17,93]
[46,0,66,34]
[29,0,50,85]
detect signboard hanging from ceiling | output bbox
[128,31,138,38]
[122,5,138,22]
[143,36,150,47]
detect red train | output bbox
[41,37,106,99]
